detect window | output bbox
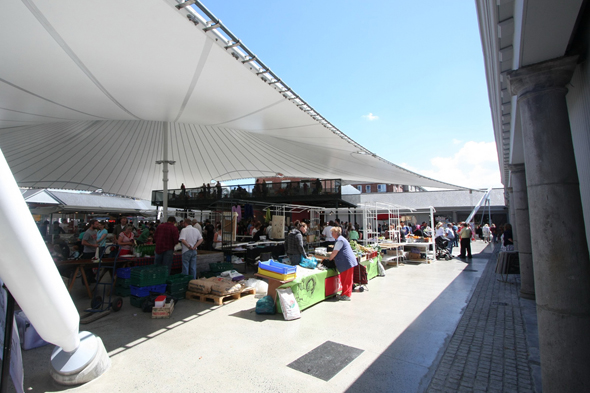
[365,185,371,193]
[356,185,362,192]
[377,184,387,192]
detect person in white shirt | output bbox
[434,222,445,238]
[192,219,202,235]
[179,219,203,279]
[322,221,335,248]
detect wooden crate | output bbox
[185,287,255,305]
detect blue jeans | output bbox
[447,239,454,254]
[155,249,174,274]
[182,249,198,279]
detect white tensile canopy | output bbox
[0,0,463,201]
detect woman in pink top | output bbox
[118,225,135,256]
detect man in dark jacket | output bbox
[154,216,179,274]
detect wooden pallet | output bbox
[185,287,256,305]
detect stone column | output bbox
[505,187,518,249]
[508,164,535,299]
[508,56,590,392]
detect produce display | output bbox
[350,241,375,253]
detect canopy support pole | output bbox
[157,122,175,221]
[162,122,169,220]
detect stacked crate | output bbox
[166,274,192,299]
[129,265,169,308]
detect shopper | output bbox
[203,220,214,250]
[213,224,223,249]
[136,223,150,244]
[327,226,358,301]
[490,223,497,243]
[445,223,455,254]
[348,225,359,241]
[503,223,514,251]
[179,219,203,279]
[285,221,308,265]
[458,222,473,259]
[81,220,99,259]
[482,224,491,243]
[118,225,135,256]
[154,216,179,274]
[81,219,100,283]
[113,217,127,245]
[434,222,445,238]
[96,221,108,257]
[322,220,335,248]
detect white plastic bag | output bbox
[377,260,385,276]
[276,288,301,321]
[245,278,268,297]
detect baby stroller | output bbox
[435,237,452,260]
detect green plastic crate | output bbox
[135,244,156,256]
[130,265,169,287]
[130,295,148,308]
[167,289,186,299]
[115,287,131,297]
[202,271,219,279]
[166,274,192,284]
[209,262,234,273]
[166,274,192,293]
[116,278,131,289]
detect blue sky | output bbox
[200,1,501,189]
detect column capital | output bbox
[507,56,578,97]
[507,163,525,173]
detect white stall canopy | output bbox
[0,0,463,200]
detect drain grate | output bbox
[288,341,364,381]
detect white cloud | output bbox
[400,141,503,189]
[452,138,462,144]
[362,112,379,121]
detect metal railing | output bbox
[152,179,342,206]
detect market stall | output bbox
[253,243,383,314]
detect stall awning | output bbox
[0,0,464,200]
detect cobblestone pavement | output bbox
[426,246,538,393]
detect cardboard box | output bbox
[152,300,174,319]
[408,252,421,260]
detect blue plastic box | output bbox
[130,284,167,298]
[116,267,131,279]
[258,260,297,275]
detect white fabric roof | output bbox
[23,189,155,214]
[0,0,462,200]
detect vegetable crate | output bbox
[116,268,131,279]
[209,262,234,273]
[136,244,156,256]
[130,284,167,298]
[130,295,148,308]
[130,265,169,287]
[166,274,192,293]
